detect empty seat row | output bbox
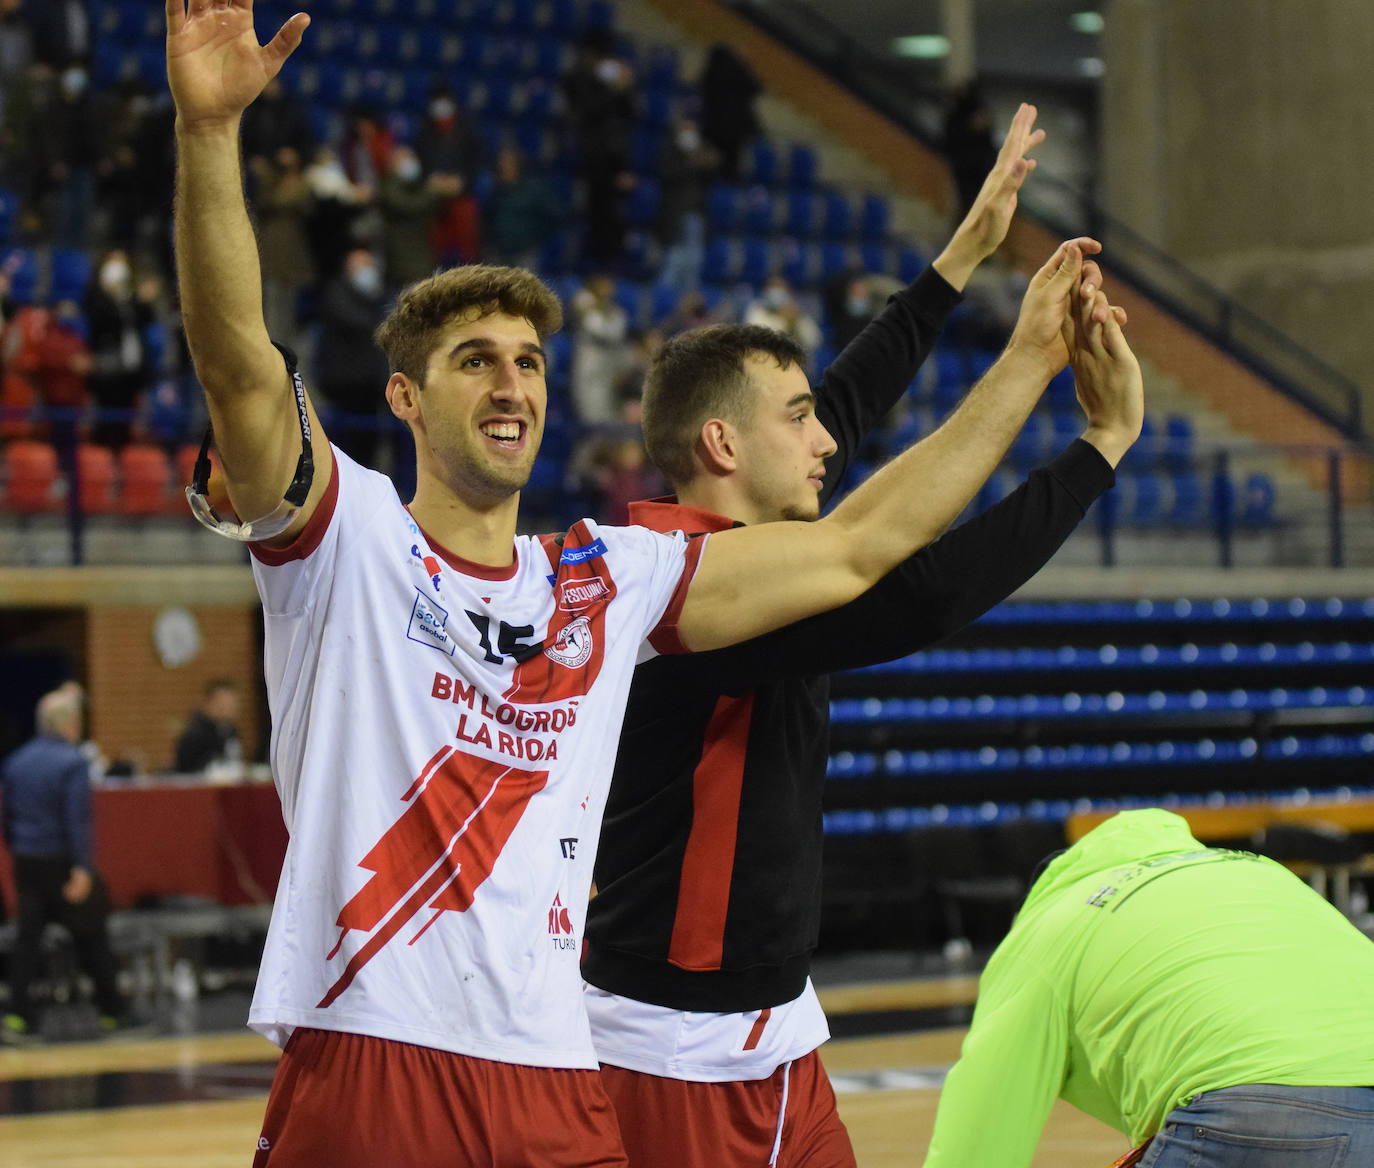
[852,640,1374,678]
[699,237,925,290]
[830,685,1374,727]
[0,440,205,518]
[980,596,1374,627]
[825,730,1374,781]
[705,183,890,241]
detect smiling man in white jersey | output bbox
[165,3,1139,1164]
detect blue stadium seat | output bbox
[1,247,39,305]
[92,41,130,88]
[1239,472,1277,528]
[742,187,775,235]
[896,245,925,284]
[778,239,820,288]
[1008,412,1046,471]
[1126,470,1164,526]
[624,178,660,228]
[48,247,93,305]
[1163,413,1195,474]
[706,184,743,232]
[1168,471,1203,527]
[1123,414,1157,470]
[376,24,420,63]
[819,242,852,281]
[783,190,818,238]
[1045,366,1077,411]
[822,191,852,239]
[544,0,579,34]
[860,193,890,242]
[583,0,615,31]
[701,238,740,285]
[788,144,817,190]
[859,243,889,276]
[748,140,780,187]
[0,186,15,246]
[740,238,772,286]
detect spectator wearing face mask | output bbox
[656,114,718,295]
[378,145,458,293]
[303,145,370,282]
[83,249,155,448]
[314,245,391,470]
[413,84,483,267]
[39,63,102,249]
[248,145,315,361]
[743,276,823,361]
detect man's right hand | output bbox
[1005,237,1101,383]
[1071,282,1144,468]
[166,0,309,131]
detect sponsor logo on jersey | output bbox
[558,538,607,566]
[407,589,456,657]
[548,893,577,949]
[410,543,442,591]
[558,577,609,612]
[544,617,593,668]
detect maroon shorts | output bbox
[601,1049,856,1168]
[253,1027,630,1167]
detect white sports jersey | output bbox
[584,980,830,1082]
[247,450,704,1069]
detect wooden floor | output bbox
[0,978,1131,1167]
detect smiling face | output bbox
[730,352,837,524]
[391,310,548,508]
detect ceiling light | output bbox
[891,35,950,59]
[1070,11,1105,34]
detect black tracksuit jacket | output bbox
[582,267,1116,1013]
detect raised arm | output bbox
[677,239,1142,651]
[931,100,1044,293]
[816,103,1044,490]
[168,0,330,539]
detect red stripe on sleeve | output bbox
[647,532,708,656]
[667,692,754,972]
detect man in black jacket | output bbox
[583,105,1143,1166]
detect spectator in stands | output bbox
[481,144,565,271]
[303,144,369,281]
[240,75,315,178]
[744,275,823,361]
[173,678,244,776]
[314,244,390,468]
[248,146,315,362]
[83,248,156,448]
[657,287,726,337]
[562,29,638,267]
[39,61,102,249]
[2,683,130,1043]
[413,84,483,267]
[32,298,91,423]
[377,145,451,293]
[570,273,632,426]
[697,44,761,181]
[825,271,880,350]
[0,0,33,93]
[99,80,177,267]
[29,0,90,72]
[657,113,717,295]
[922,809,1374,1168]
[942,79,999,224]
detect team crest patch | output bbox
[558,577,610,612]
[544,617,593,668]
[407,589,457,657]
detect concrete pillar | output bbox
[1101,0,1374,417]
[940,0,977,89]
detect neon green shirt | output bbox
[923,809,1374,1168]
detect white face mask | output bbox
[99,259,131,293]
[61,68,87,98]
[594,58,624,85]
[429,98,457,121]
[676,128,700,152]
[350,263,382,297]
[763,287,788,310]
[395,156,422,183]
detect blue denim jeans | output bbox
[1140,1084,1374,1168]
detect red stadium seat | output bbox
[75,442,117,515]
[118,444,172,516]
[2,438,61,513]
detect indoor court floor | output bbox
[0,970,1132,1168]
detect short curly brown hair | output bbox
[374,265,564,385]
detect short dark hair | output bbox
[374,265,563,386]
[641,324,806,485]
